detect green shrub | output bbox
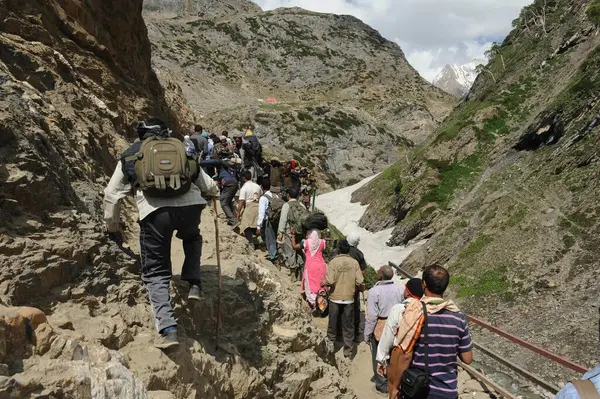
[452,265,510,298]
[587,0,600,24]
[363,267,378,290]
[419,153,484,210]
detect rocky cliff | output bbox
[144,1,455,188]
[355,0,600,382]
[0,0,355,397]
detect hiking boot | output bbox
[188,284,203,302]
[154,328,179,349]
[343,345,354,359]
[230,221,240,229]
[325,340,335,354]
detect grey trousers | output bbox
[139,205,204,333]
[220,179,238,224]
[371,338,388,392]
[281,234,303,269]
[328,301,355,355]
[261,219,278,260]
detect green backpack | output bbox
[287,200,309,235]
[264,192,285,227]
[124,136,198,197]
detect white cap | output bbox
[347,232,360,247]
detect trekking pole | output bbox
[212,197,223,350]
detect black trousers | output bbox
[139,205,204,332]
[327,301,355,354]
[354,290,361,340]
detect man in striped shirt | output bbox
[411,265,473,399]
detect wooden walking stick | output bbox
[212,197,223,350]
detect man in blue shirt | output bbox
[557,366,600,398]
[200,157,240,227]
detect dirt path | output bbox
[167,204,490,399]
[169,203,384,397]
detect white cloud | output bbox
[252,0,532,81]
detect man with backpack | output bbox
[257,178,282,263]
[242,129,263,181]
[265,156,284,194]
[103,118,218,350]
[277,187,308,280]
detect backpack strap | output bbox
[572,381,600,399]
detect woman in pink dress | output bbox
[292,229,327,307]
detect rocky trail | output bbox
[0,196,498,398]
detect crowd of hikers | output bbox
[102,118,595,399]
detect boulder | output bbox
[10,306,47,330]
[0,306,29,362]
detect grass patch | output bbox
[458,234,493,262]
[419,153,484,210]
[297,111,313,122]
[452,265,511,298]
[563,234,576,249]
[432,101,485,144]
[506,205,527,227]
[587,0,600,25]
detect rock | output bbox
[35,323,56,356]
[148,391,175,399]
[10,306,47,329]
[56,319,75,331]
[0,306,29,362]
[462,378,487,393]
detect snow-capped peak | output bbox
[432,59,484,97]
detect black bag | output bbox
[303,212,328,231]
[401,302,430,399]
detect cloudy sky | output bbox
[252,0,532,81]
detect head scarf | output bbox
[347,232,360,247]
[306,230,321,256]
[245,129,254,137]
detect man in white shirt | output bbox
[376,278,424,371]
[103,118,218,350]
[237,170,263,246]
[257,178,279,262]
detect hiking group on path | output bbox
[101,118,474,399]
[104,118,600,399]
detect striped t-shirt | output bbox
[411,309,473,399]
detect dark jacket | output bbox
[191,134,209,157]
[200,159,237,186]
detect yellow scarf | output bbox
[394,296,460,352]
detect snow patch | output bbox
[316,175,425,273]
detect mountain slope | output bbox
[144,2,455,188]
[432,60,482,97]
[0,1,365,397]
[354,0,600,381]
